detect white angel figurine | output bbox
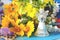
[35,8,49,37]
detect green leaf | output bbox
[22,20,28,24]
[27,16,32,21]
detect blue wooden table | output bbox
[15,32,60,40]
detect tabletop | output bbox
[15,32,60,40]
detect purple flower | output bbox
[0,28,14,36]
[0,2,4,6]
[0,2,4,14]
[0,9,3,13]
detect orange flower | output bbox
[10,23,25,36]
[2,16,10,28]
[3,3,18,15]
[24,21,35,37]
[2,15,17,28]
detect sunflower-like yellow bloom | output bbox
[23,3,37,18]
[2,16,10,28]
[24,3,32,12]
[3,3,18,16]
[27,8,37,18]
[2,15,16,28]
[16,23,25,36]
[16,2,25,15]
[19,24,25,31]
[16,19,21,25]
[12,0,21,7]
[24,21,35,37]
[3,4,9,15]
[18,6,24,15]
[44,0,49,4]
[10,23,25,36]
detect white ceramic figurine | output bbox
[35,8,49,37]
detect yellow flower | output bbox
[13,13,19,21]
[23,3,37,18]
[44,0,49,4]
[16,23,25,36]
[27,8,37,18]
[12,1,21,7]
[3,4,9,15]
[2,16,10,28]
[2,15,17,28]
[18,2,26,15]
[24,3,32,13]
[18,6,24,15]
[8,17,17,26]
[10,26,24,36]
[24,21,35,37]
[19,23,25,31]
[15,25,24,36]
[16,19,21,25]
[44,0,54,5]
[16,30,24,36]
[10,23,25,36]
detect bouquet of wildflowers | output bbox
[0,0,55,39]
